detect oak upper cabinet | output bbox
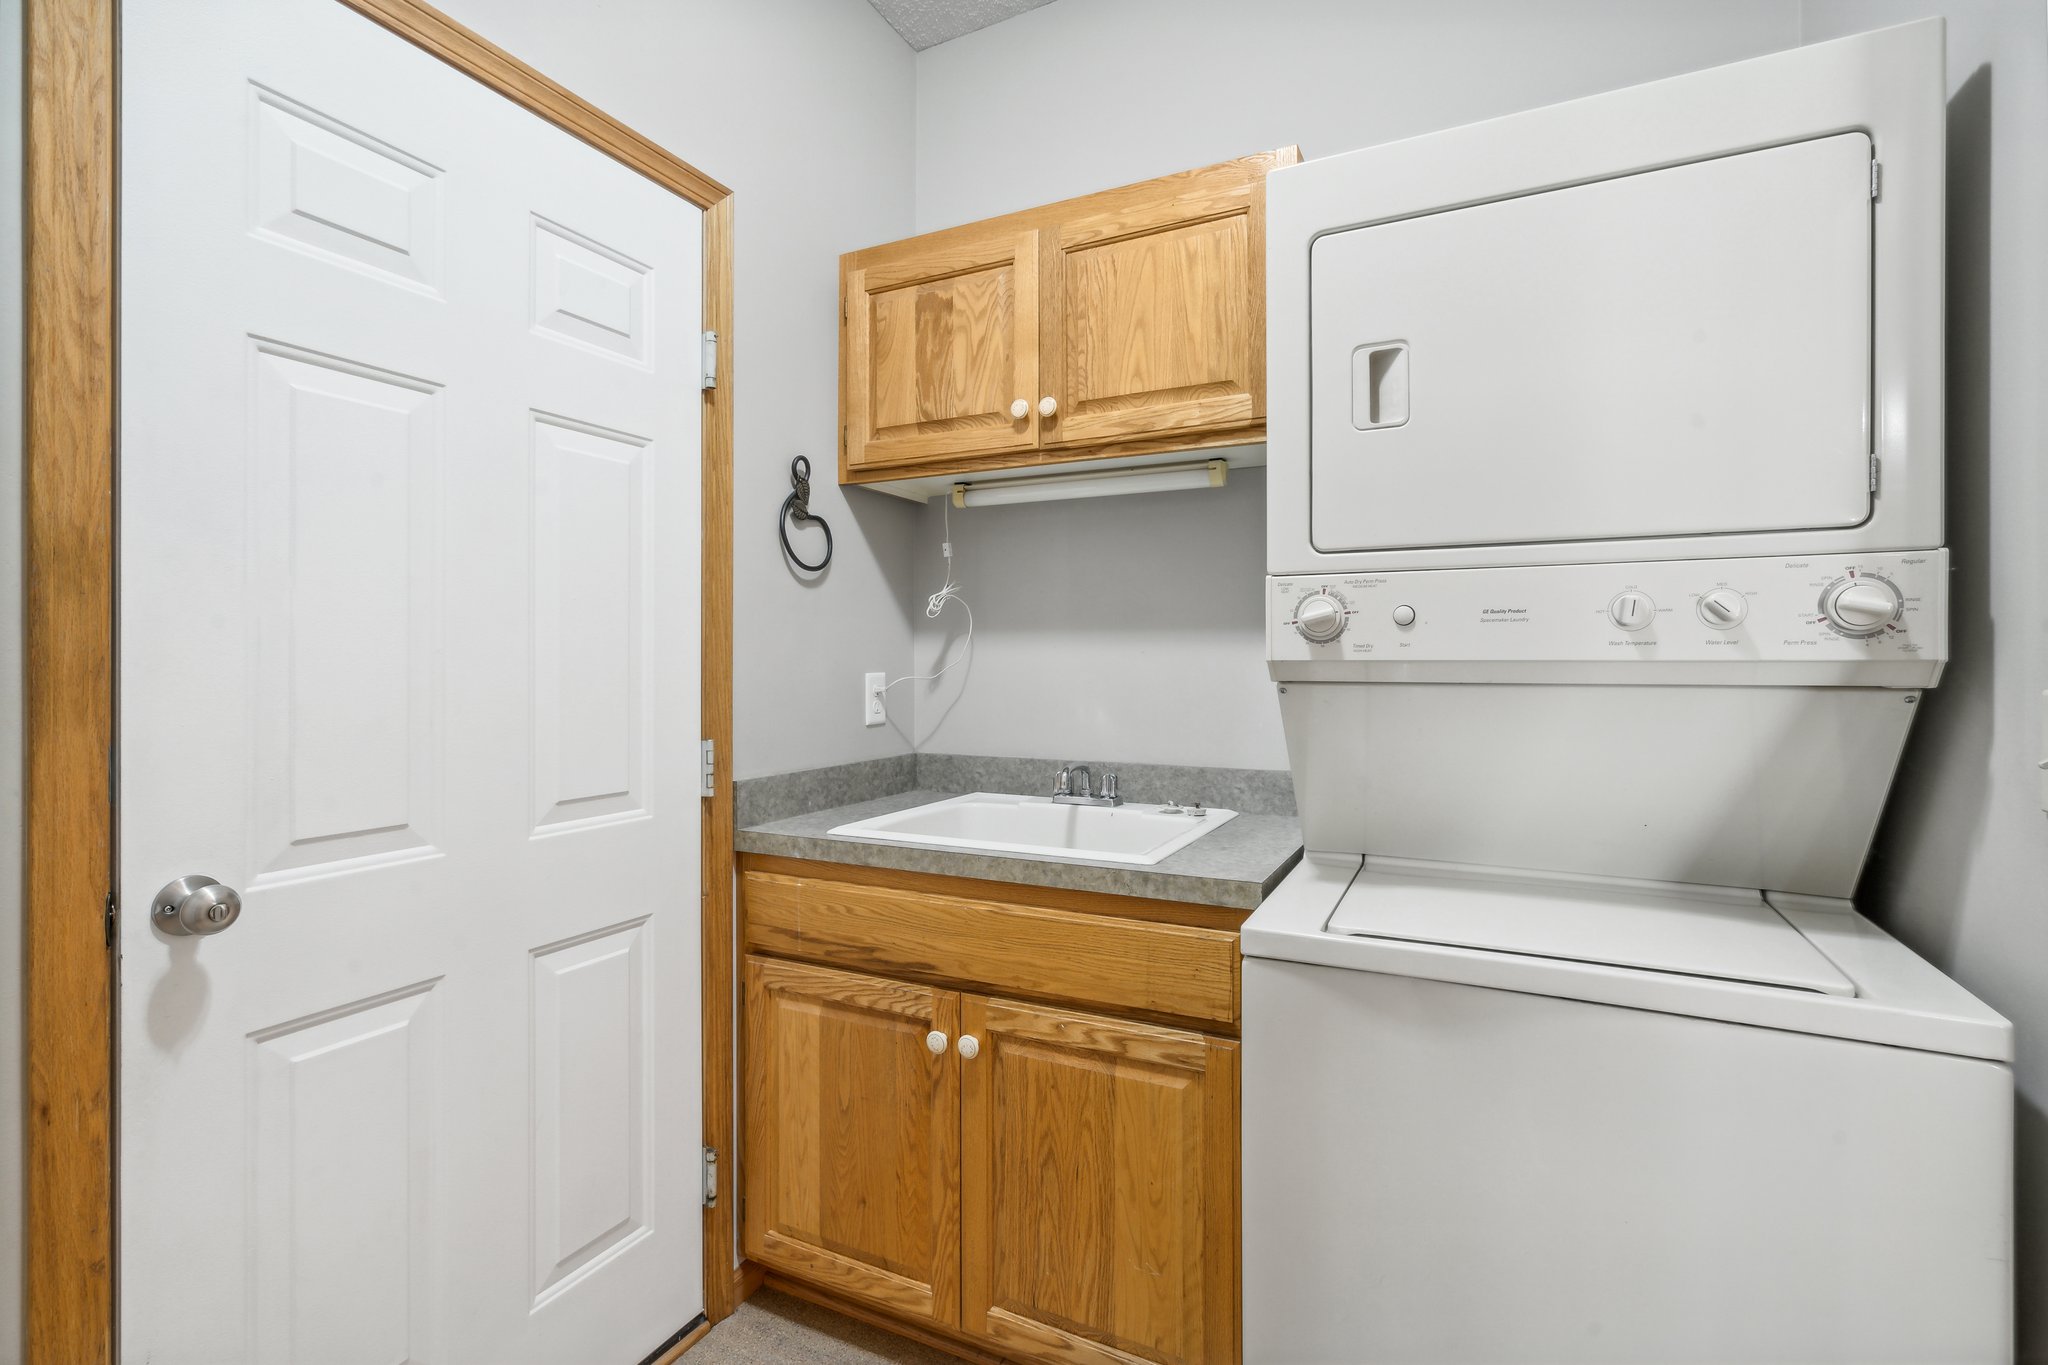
[742,956,962,1329]
[960,997,1241,1365]
[840,149,1299,488]
[1042,166,1268,453]
[843,225,1041,471]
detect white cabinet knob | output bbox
[1038,395,1057,418]
[926,1030,948,1055]
[957,1034,980,1060]
[1010,399,1030,420]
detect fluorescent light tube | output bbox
[951,459,1226,509]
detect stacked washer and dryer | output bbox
[1244,19,2013,1364]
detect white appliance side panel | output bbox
[1309,133,1873,552]
[1242,959,2013,1365]
[1279,682,1917,897]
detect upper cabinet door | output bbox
[1041,159,1277,451]
[742,956,962,1328]
[843,227,1040,472]
[959,995,1240,1365]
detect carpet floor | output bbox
[683,1289,963,1364]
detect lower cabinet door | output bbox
[743,955,961,1327]
[959,995,1240,1365]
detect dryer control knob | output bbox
[1824,578,1903,635]
[1294,593,1348,643]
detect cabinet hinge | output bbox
[700,739,716,798]
[700,330,719,391]
[702,1147,719,1207]
[1870,161,1882,200]
[1870,454,1882,494]
[105,891,118,946]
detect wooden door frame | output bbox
[22,1,740,1358]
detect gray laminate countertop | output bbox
[737,789,1302,911]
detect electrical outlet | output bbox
[864,672,887,727]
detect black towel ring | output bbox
[779,455,833,574]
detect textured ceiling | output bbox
[865,0,1056,50]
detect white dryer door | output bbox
[1309,133,1873,553]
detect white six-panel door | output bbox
[118,2,703,1360]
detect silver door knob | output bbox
[153,875,242,937]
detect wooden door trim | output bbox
[23,2,741,1359]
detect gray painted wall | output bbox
[1796,3,2048,1357]
[906,0,1803,767]
[433,0,924,781]
[3,0,23,1353]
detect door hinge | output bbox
[104,891,117,946]
[1870,454,1882,494]
[700,739,716,798]
[702,1147,719,1207]
[1870,161,1882,200]
[700,330,719,391]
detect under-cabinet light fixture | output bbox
[950,458,1227,509]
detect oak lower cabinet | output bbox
[739,858,1244,1365]
[960,997,1239,1365]
[742,957,961,1328]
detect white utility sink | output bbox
[829,792,1237,866]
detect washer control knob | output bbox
[1294,592,1348,643]
[1697,588,1747,629]
[1391,604,1417,628]
[1824,578,1903,635]
[1609,591,1655,632]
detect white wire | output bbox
[877,499,973,697]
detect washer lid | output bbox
[1327,864,1856,997]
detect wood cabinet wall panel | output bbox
[743,956,962,1327]
[741,869,1240,1030]
[960,997,1238,1365]
[844,228,1039,470]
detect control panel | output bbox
[1269,551,1946,663]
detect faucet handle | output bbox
[1053,766,1071,798]
[1100,771,1118,800]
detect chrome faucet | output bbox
[1053,764,1122,807]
